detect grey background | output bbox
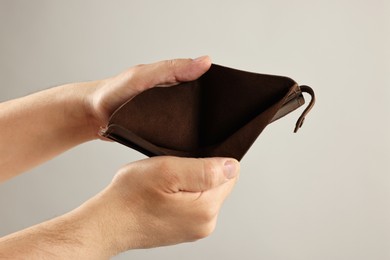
[0,0,389,259]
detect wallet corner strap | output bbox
[293,85,316,133]
[269,83,315,133]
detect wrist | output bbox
[73,188,141,256]
[57,81,104,141]
[62,200,113,258]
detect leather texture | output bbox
[101,64,315,160]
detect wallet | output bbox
[101,64,315,161]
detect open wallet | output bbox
[101,64,315,161]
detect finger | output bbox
[144,156,240,193]
[202,174,238,210]
[178,170,239,238]
[126,56,211,96]
[178,157,239,193]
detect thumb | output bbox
[134,55,212,89]
[92,56,211,125]
[150,157,240,193]
[119,56,212,98]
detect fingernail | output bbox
[193,55,208,62]
[223,160,238,179]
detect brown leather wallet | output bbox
[101,64,315,161]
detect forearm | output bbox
[0,57,212,181]
[0,201,111,259]
[0,82,99,181]
[0,187,137,259]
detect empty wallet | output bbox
[101,64,315,161]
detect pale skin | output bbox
[0,56,240,259]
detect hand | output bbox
[0,156,240,259]
[84,56,211,132]
[0,56,211,180]
[78,156,240,257]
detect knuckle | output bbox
[163,59,179,83]
[165,59,177,69]
[200,205,218,223]
[131,63,145,71]
[201,159,220,188]
[126,68,140,82]
[111,164,132,184]
[163,170,180,189]
[156,157,180,187]
[191,220,217,240]
[125,64,143,79]
[156,157,174,175]
[188,202,219,241]
[124,64,147,91]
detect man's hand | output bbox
[0,156,240,259]
[96,156,239,252]
[85,56,211,128]
[0,56,211,181]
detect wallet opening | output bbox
[101,64,316,160]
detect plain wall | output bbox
[0,1,389,259]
